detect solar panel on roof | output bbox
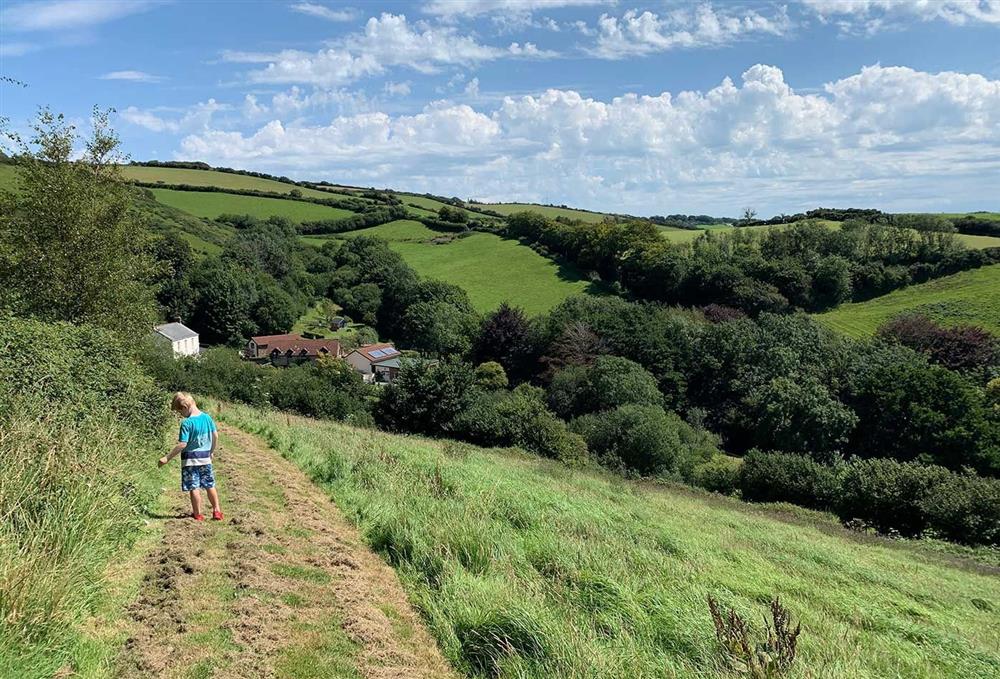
[370,349,385,357]
[384,348,399,355]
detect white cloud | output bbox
[2,0,158,32]
[290,2,360,22]
[100,70,164,83]
[464,77,480,96]
[120,99,228,133]
[384,81,412,96]
[175,65,1000,214]
[801,0,1000,33]
[0,41,36,57]
[591,5,792,58]
[422,0,607,18]
[228,13,541,87]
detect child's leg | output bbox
[206,487,221,512]
[189,489,202,516]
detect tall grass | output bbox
[216,400,1000,679]
[0,318,165,677]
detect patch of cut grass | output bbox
[390,232,599,315]
[270,563,332,584]
[275,628,361,679]
[218,402,1000,679]
[814,264,1000,336]
[150,188,356,223]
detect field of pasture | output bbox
[814,264,1000,336]
[121,165,347,200]
[218,400,1000,679]
[469,202,616,223]
[390,232,598,315]
[150,187,356,222]
[299,221,596,315]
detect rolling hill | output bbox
[814,264,1000,336]
[302,219,599,315]
[149,187,356,222]
[217,399,1000,679]
[469,202,618,223]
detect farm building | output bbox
[153,322,199,357]
[345,343,401,383]
[245,333,343,366]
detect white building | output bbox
[345,343,401,383]
[153,322,200,357]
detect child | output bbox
[159,392,223,521]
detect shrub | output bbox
[546,364,591,419]
[744,376,857,462]
[837,458,952,536]
[0,318,164,674]
[474,361,509,390]
[919,474,1000,546]
[572,405,696,476]
[587,355,664,412]
[454,385,585,462]
[376,359,476,435]
[693,456,743,495]
[739,450,842,510]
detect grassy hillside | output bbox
[217,400,1000,679]
[661,220,1000,250]
[814,264,1000,336]
[390,232,598,315]
[470,202,614,223]
[400,195,490,220]
[150,187,356,222]
[121,165,341,200]
[343,219,442,242]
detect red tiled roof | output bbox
[351,343,400,364]
[266,338,342,357]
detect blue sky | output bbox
[2,0,999,216]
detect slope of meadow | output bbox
[150,187,356,222]
[216,400,1000,679]
[389,232,598,315]
[469,202,614,223]
[814,264,1000,336]
[121,165,341,200]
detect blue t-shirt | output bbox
[178,412,216,467]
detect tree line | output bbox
[506,212,1000,315]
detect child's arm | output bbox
[211,430,218,456]
[159,441,185,467]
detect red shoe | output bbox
[193,514,205,521]
[212,510,224,521]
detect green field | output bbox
[400,195,494,220]
[955,232,1000,249]
[150,188,356,222]
[814,264,1000,336]
[470,202,614,223]
[343,219,442,242]
[390,232,597,315]
[121,165,340,200]
[218,400,1000,679]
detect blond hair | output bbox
[170,392,196,414]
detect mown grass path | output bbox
[115,425,454,679]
